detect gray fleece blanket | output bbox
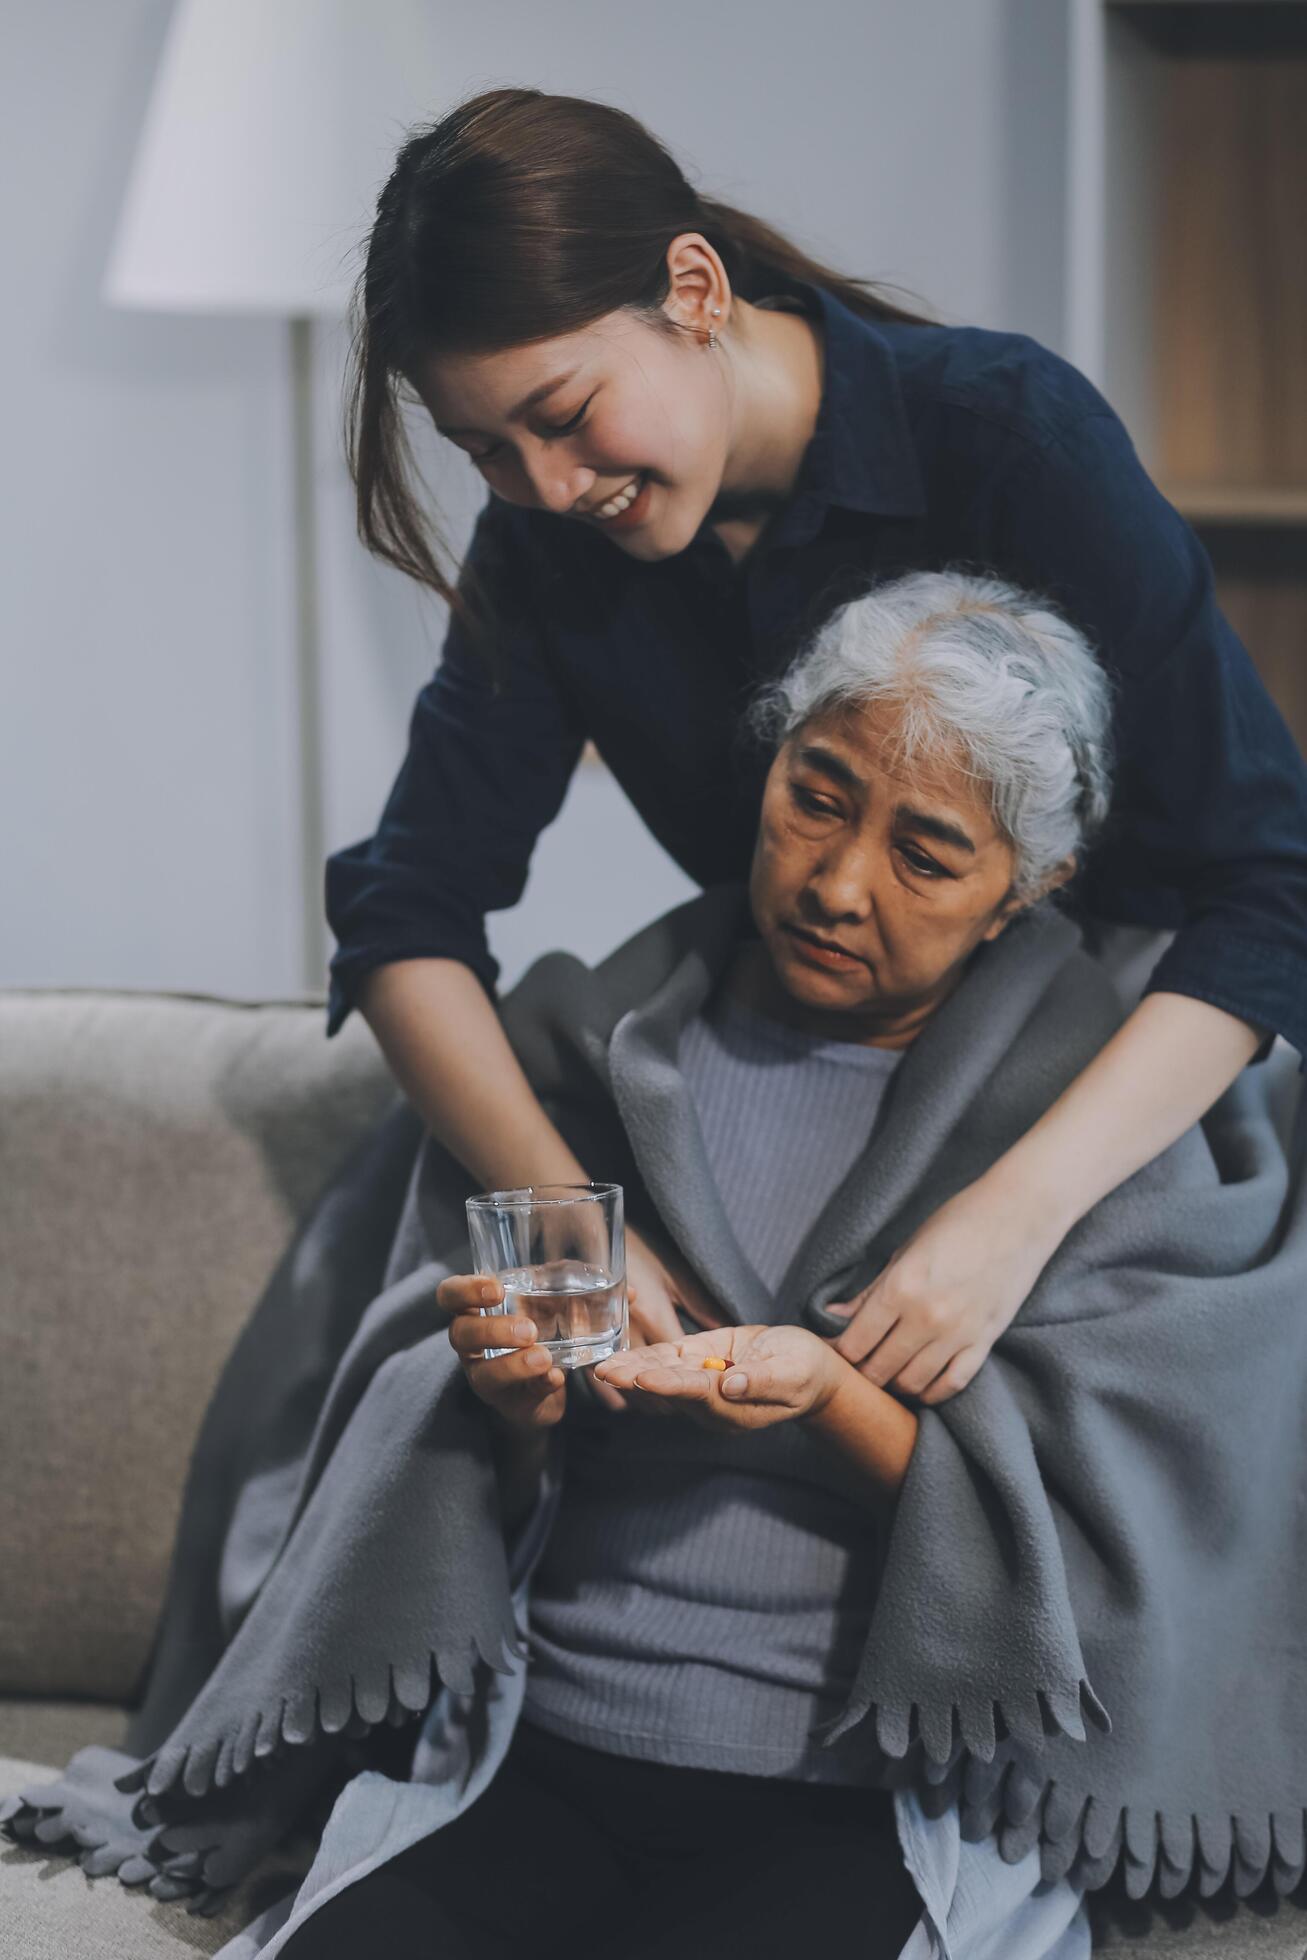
[3,883,1306,1914]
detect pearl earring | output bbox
[708,305,721,351]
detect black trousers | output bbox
[280,1716,923,1960]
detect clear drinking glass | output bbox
[464,1181,627,1368]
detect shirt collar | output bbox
[762,274,926,542]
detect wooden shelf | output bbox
[1107,2,1307,59]
[1162,484,1307,526]
[1081,2,1307,755]
[1152,48,1307,499]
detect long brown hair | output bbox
[344,86,933,651]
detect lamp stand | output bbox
[290,314,328,994]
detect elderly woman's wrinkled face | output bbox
[748,702,1031,1039]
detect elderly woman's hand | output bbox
[441,1272,568,1431]
[582,1222,729,1416]
[825,1164,1063,1404]
[591,1324,841,1433]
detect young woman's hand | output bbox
[440,1272,567,1433]
[591,1323,840,1434]
[823,1166,1062,1404]
[582,1222,730,1417]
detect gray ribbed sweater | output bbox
[522,985,903,1781]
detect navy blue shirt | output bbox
[325,274,1307,1061]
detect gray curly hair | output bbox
[745,570,1115,902]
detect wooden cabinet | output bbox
[1069,0,1307,751]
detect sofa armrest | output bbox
[0,988,395,1702]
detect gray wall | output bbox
[3,0,1067,1007]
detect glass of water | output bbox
[464,1182,627,1369]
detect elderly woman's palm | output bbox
[577,1221,729,1415]
[592,1323,828,1433]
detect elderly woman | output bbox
[8,572,1304,1960]
[289,569,1109,1960]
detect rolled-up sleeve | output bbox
[993,408,1307,1065]
[324,498,586,1037]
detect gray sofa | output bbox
[1,985,1305,1957]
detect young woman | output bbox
[326,84,1307,1406]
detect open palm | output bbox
[591,1323,829,1433]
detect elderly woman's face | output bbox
[748,702,1030,1036]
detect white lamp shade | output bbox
[104,0,446,316]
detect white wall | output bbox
[2,0,302,998]
[4,0,1069,1006]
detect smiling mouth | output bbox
[581,472,646,519]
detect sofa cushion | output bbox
[0,1697,128,1770]
[0,990,395,1702]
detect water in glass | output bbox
[496,1258,625,1367]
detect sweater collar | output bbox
[605,886,777,1327]
[603,885,1085,1331]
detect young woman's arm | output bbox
[325,500,586,1042]
[994,403,1307,1069]
[361,957,590,1191]
[828,392,1305,1406]
[331,498,725,1378]
[988,990,1265,1237]
[828,991,1265,1402]
[360,958,725,1408]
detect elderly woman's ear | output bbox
[1039,852,1080,901]
[982,852,1079,943]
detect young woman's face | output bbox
[747,702,1053,1043]
[411,307,730,560]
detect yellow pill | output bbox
[701,1356,728,1371]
